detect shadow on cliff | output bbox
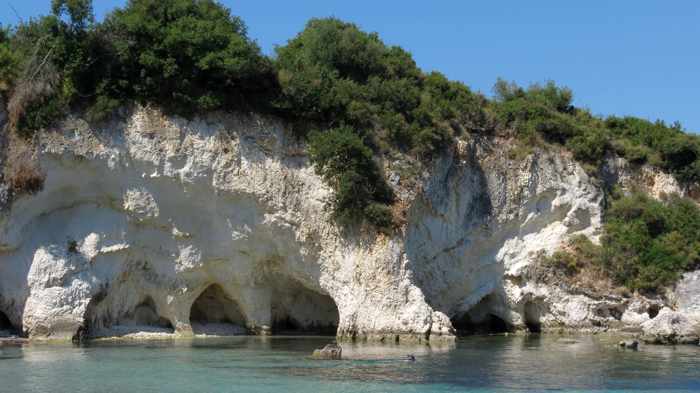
[403,139,547,335]
[403,141,498,332]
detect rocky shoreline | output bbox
[0,108,698,345]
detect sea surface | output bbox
[0,335,698,393]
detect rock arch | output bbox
[270,278,339,335]
[129,296,173,330]
[451,312,513,336]
[83,292,174,338]
[451,294,513,336]
[190,284,247,335]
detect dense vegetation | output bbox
[1,1,699,292]
[1,0,277,133]
[1,1,491,227]
[274,18,487,226]
[543,192,700,293]
[492,80,700,183]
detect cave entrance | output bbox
[190,284,247,335]
[127,297,173,331]
[0,310,17,336]
[82,293,174,339]
[451,294,513,336]
[271,279,339,336]
[451,313,513,336]
[523,302,542,333]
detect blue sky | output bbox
[2,1,699,132]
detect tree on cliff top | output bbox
[7,0,277,131]
[275,17,487,156]
[102,0,276,116]
[274,18,486,228]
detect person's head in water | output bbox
[406,354,416,361]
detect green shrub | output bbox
[543,250,583,276]
[541,235,602,276]
[16,95,67,136]
[492,79,579,147]
[103,0,276,116]
[7,2,114,131]
[0,26,19,94]
[610,139,651,165]
[6,0,277,132]
[605,116,700,184]
[602,193,699,292]
[363,203,394,232]
[3,1,698,235]
[275,17,487,225]
[493,79,700,184]
[566,126,608,164]
[307,126,394,227]
[275,18,486,156]
[546,193,700,293]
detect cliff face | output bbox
[0,108,696,341]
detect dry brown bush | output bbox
[6,35,59,133]
[7,68,58,132]
[3,133,44,196]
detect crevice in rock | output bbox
[271,278,339,335]
[190,284,247,335]
[647,304,660,319]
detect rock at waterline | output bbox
[0,337,28,346]
[311,343,342,360]
[640,308,700,345]
[618,340,639,350]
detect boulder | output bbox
[618,339,639,350]
[311,343,342,360]
[640,308,700,345]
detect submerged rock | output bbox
[618,340,639,350]
[312,343,342,360]
[641,308,700,345]
[0,337,28,346]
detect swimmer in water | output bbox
[406,354,416,362]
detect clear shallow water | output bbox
[0,335,698,393]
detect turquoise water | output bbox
[1,335,698,393]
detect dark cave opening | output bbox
[647,304,660,319]
[525,320,542,334]
[0,310,17,336]
[80,292,174,340]
[451,313,513,336]
[523,302,542,333]
[451,293,514,336]
[190,284,247,335]
[130,297,173,330]
[271,280,339,336]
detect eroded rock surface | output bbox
[0,109,446,341]
[0,108,695,342]
[641,308,700,345]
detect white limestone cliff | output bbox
[0,107,695,342]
